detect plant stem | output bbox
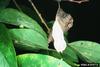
[28,0,50,33]
[12,0,23,12]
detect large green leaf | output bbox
[17,54,71,67]
[0,24,17,67]
[62,47,79,66]
[9,29,48,50]
[0,8,47,39]
[69,41,100,63]
[38,46,78,67]
[49,47,78,66]
[0,0,10,10]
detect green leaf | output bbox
[62,47,79,66]
[39,47,78,67]
[69,41,100,63]
[9,29,48,50]
[0,0,10,10]
[17,54,71,67]
[0,8,47,39]
[20,5,41,23]
[0,24,17,67]
[50,48,78,66]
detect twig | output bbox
[28,0,50,33]
[12,0,23,12]
[67,0,89,4]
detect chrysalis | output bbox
[52,17,66,52]
[56,7,73,32]
[48,2,73,44]
[51,2,73,52]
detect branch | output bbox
[67,0,89,4]
[28,0,50,33]
[12,0,22,12]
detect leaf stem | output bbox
[28,0,50,33]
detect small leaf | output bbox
[17,54,71,67]
[0,8,47,39]
[69,41,100,63]
[9,29,48,50]
[0,24,17,67]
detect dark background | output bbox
[9,0,100,43]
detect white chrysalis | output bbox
[52,17,66,52]
[50,1,73,53]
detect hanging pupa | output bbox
[51,2,74,52]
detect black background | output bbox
[10,0,100,43]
